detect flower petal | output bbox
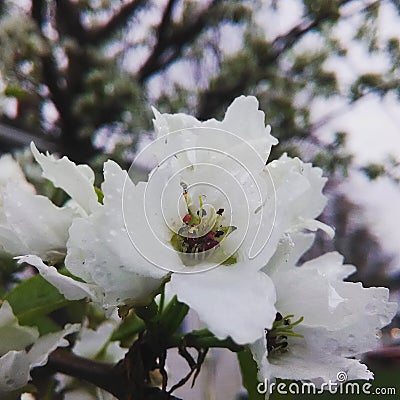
[16,255,100,301]
[262,335,373,383]
[0,350,30,392]
[0,154,33,191]
[203,95,278,160]
[65,161,168,308]
[28,323,80,368]
[170,267,276,344]
[31,142,99,215]
[72,322,127,363]
[0,301,38,356]
[245,155,330,265]
[3,184,74,259]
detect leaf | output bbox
[237,348,265,400]
[4,273,76,327]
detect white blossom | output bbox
[251,233,397,384]
[138,96,332,344]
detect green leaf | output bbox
[4,273,75,327]
[237,348,264,400]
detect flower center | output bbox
[170,182,237,266]
[265,312,304,354]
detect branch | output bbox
[138,0,222,83]
[30,0,70,125]
[55,0,88,44]
[31,0,46,27]
[196,0,354,120]
[88,0,147,44]
[270,0,353,56]
[40,349,181,400]
[45,349,125,397]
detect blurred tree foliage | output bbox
[0,0,399,305]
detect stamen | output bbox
[265,312,304,354]
[170,186,237,266]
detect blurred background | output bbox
[0,0,399,398]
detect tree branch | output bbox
[88,0,147,44]
[40,349,181,400]
[30,0,70,128]
[55,0,88,45]
[138,0,222,83]
[45,349,125,397]
[197,0,354,120]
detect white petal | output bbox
[31,143,99,215]
[3,184,74,259]
[252,327,373,384]
[0,154,33,191]
[170,267,276,344]
[263,232,315,276]
[0,350,30,392]
[268,336,373,383]
[152,96,275,177]
[16,255,100,301]
[0,301,39,356]
[28,323,80,368]
[73,322,127,363]
[203,95,278,161]
[65,161,167,308]
[0,225,30,257]
[246,155,329,266]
